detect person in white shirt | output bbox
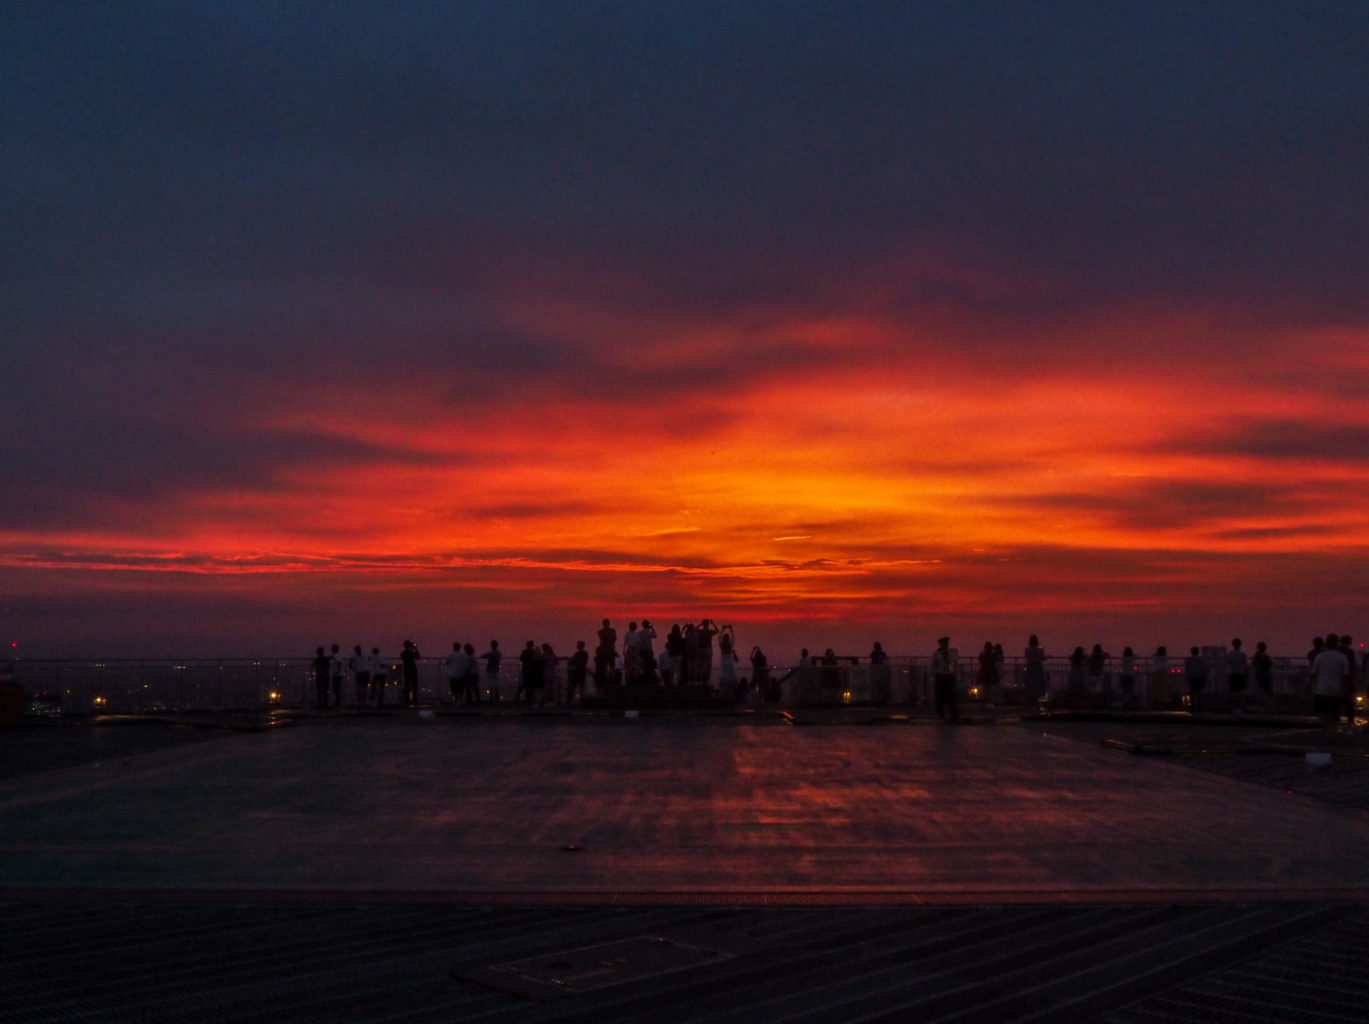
[445,642,467,703]
[350,645,370,706]
[932,637,959,722]
[1313,632,1350,732]
[638,619,657,683]
[718,626,738,696]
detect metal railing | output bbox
[6,651,1331,716]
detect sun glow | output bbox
[6,307,1369,657]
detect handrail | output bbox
[5,651,1329,716]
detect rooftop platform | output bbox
[3,711,1367,1022]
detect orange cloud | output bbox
[5,303,1368,657]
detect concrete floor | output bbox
[3,716,1367,900]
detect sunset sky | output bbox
[5,2,1368,659]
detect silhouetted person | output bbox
[977,642,997,704]
[624,622,641,685]
[1252,641,1273,710]
[1313,633,1349,733]
[1087,644,1110,704]
[751,646,772,702]
[777,647,813,704]
[1151,646,1170,708]
[718,626,738,696]
[664,624,685,686]
[932,637,959,721]
[1304,635,1325,706]
[1307,636,1325,696]
[541,643,557,704]
[369,647,386,705]
[351,645,370,707]
[680,622,697,685]
[329,644,344,708]
[312,646,330,710]
[696,619,719,684]
[517,641,540,704]
[1184,646,1207,712]
[480,640,502,701]
[1024,635,1046,706]
[446,642,466,703]
[820,647,841,691]
[400,639,420,707]
[1119,647,1137,709]
[461,643,480,703]
[1068,646,1086,701]
[638,619,657,684]
[1226,638,1248,713]
[567,641,589,704]
[595,619,616,688]
[869,642,891,702]
[1340,634,1358,725]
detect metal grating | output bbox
[465,935,735,1000]
[2,901,1366,1023]
[1104,907,1369,1024]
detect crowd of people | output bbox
[309,626,1364,728]
[311,640,424,709]
[309,618,774,709]
[1002,632,1360,731]
[589,618,771,695]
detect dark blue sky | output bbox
[11,1,1367,325]
[4,2,1368,656]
